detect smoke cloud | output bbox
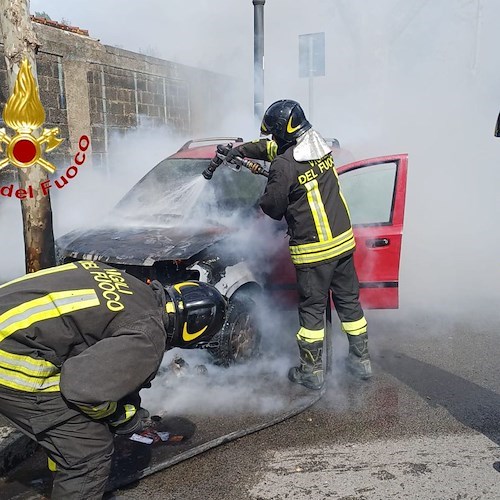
[27,1,499,319]
[1,1,497,414]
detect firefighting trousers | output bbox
[0,386,113,500]
[295,253,365,331]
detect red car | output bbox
[57,138,408,364]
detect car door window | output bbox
[339,162,397,225]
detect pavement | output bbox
[0,417,37,475]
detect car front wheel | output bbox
[207,294,261,366]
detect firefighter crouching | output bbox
[0,260,226,499]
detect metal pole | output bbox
[308,35,314,123]
[253,0,265,124]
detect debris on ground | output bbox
[160,355,209,381]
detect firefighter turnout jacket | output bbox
[237,139,355,267]
[0,260,167,424]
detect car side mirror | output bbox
[495,112,500,137]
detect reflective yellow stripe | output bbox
[339,190,352,220]
[0,350,60,392]
[79,401,118,419]
[173,281,198,293]
[290,238,356,265]
[342,317,367,335]
[48,457,57,472]
[0,289,100,393]
[290,228,355,255]
[297,327,324,342]
[0,263,78,289]
[304,179,333,241]
[165,302,175,313]
[330,167,352,220]
[289,228,355,265]
[0,366,60,392]
[0,349,58,377]
[0,289,100,343]
[109,404,137,426]
[266,140,278,161]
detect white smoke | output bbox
[3,0,496,415]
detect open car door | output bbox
[337,153,408,308]
[266,154,408,310]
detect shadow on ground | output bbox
[379,350,500,446]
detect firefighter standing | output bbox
[226,99,371,390]
[0,260,226,499]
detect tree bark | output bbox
[0,0,56,272]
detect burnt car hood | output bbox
[57,223,231,266]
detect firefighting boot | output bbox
[288,338,324,390]
[346,333,372,380]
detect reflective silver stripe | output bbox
[0,263,78,289]
[297,327,324,342]
[342,317,368,335]
[0,366,60,392]
[0,349,58,377]
[290,228,355,255]
[109,404,137,426]
[290,236,356,265]
[304,179,332,242]
[79,401,117,419]
[0,290,100,342]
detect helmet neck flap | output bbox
[261,99,312,146]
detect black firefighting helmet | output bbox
[164,281,226,349]
[260,100,312,144]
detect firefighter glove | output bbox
[108,405,150,435]
[224,146,243,163]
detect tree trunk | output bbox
[0,0,55,273]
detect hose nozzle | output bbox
[202,144,231,180]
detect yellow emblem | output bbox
[182,323,208,343]
[0,59,63,173]
[173,281,209,342]
[286,116,301,134]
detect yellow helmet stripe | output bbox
[173,281,199,293]
[182,323,208,342]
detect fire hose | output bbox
[130,308,334,483]
[202,143,269,180]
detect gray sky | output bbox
[3,0,498,320]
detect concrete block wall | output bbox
[0,19,240,175]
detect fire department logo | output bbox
[0,58,63,173]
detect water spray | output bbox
[202,143,269,180]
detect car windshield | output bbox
[114,158,267,224]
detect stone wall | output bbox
[0,19,240,175]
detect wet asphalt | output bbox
[1,310,499,499]
[109,310,500,500]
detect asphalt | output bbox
[0,419,36,476]
[2,309,499,499]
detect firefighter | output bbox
[225,99,371,390]
[0,260,226,499]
